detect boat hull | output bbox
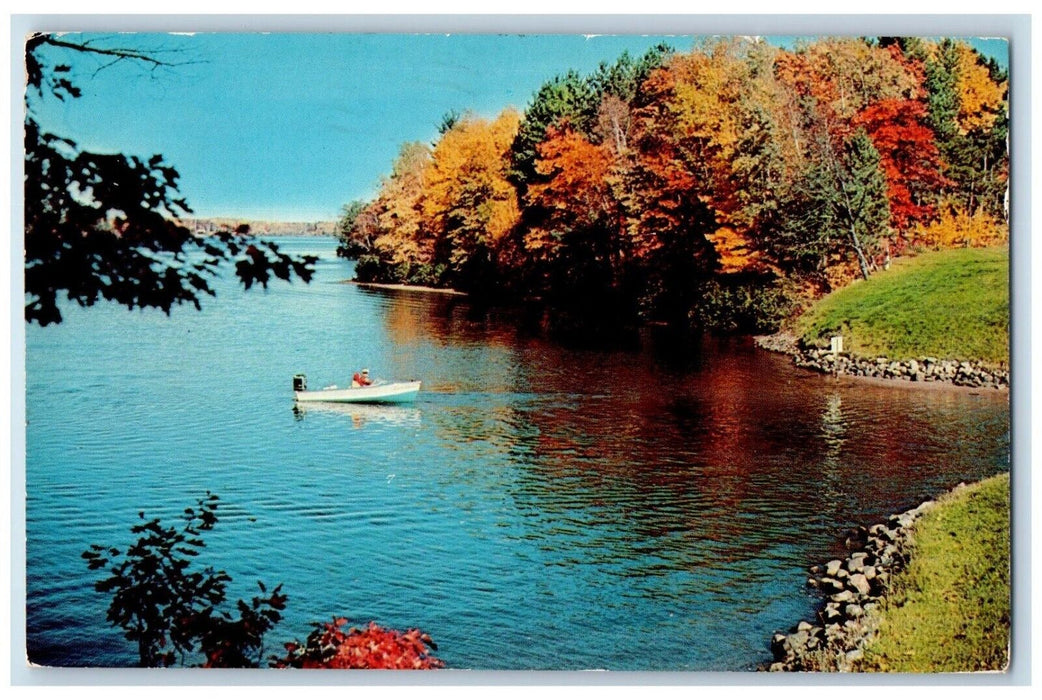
[294,380,421,404]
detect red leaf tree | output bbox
[854,98,949,233]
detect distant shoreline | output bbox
[344,280,468,296]
[181,217,337,237]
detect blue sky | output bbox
[27,33,1010,222]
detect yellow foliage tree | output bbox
[421,109,522,278]
[954,42,1006,134]
[369,141,433,268]
[639,39,778,273]
[912,206,1008,249]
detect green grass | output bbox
[857,473,1011,672]
[796,247,1009,366]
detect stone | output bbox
[826,559,843,577]
[832,589,855,603]
[844,604,864,618]
[863,565,878,580]
[821,577,845,593]
[788,630,810,650]
[797,620,814,633]
[849,573,872,597]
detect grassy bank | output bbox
[795,247,1009,366]
[857,473,1010,672]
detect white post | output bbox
[830,335,843,355]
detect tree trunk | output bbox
[848,222,872,280]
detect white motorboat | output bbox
[292,374,421,404]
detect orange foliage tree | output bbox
[520,123,632,320]
[348,141,434,283]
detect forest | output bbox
[336,37,1008,337]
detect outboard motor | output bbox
[293,374,307,392]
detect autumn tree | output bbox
[335,200,371,258]
[624,40,786,323]
[511,45,672,189]
[350,141,434,284]
[773,37,922,129]
[854,98,948,233]
[522,124,629,323]
[588,45,674,155]
[510,71,598,190]
[24,34,315,326]
[420,110,521,291]
[341,36,1006,332]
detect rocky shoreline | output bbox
[755,333,1009,390]
[765,488,967,672]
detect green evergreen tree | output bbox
[510,71,597,189]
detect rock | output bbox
[826,559,843,577]
[797,620,814,633]
[788,630,810,650]
[849,573,872,597]
[844,604,864,618]
[832,589,855,603]
[821,576,845,593]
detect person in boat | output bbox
[352,368,373,387]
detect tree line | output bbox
[337,37,1008,336]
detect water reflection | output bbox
[292,401,422,429]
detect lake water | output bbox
[24,237,1010,670]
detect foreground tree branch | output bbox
[24,33,316,325]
